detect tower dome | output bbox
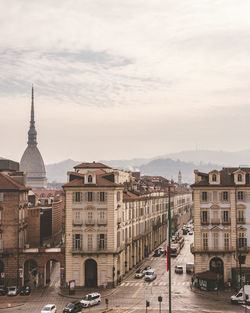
[20,87,47,189]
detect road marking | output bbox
[132,284,144,299]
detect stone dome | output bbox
[20,145,46,177]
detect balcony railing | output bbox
[237,218,246,224]
[222,218,231,225]
[85,220,95,226]
[190,243,234,253]
[97,219,107,226]
[201,219,209,225]
[73,220,82,226]
[211,218,220,225]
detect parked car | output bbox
[63,302,82,313]
[144,269,157,282]
[7,286,18,296]
[143,266,151,274]
[20,285,31,296]
[175,265,183,274]
[0,286,7,296]
[186,263,194,274]
[80,292,101,308]
[189,231,193,235]
[153,249,161,257]
[41,304,57,313]
[135,269,144,279]
[159,247,165,254]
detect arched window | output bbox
[212,174,217,182]
[88,175,93,183]
[238,174,242,182]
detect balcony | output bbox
[237,218,246,224]
[190,243,234,254]
[201,219,209,225]
[97,219,107,226]
[222,218,231,225]
[73,220,82,226]
[85,220,95,226]
[211,218,220,225]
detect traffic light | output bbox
[158,296,163,302]
[112,266,115,278]
[146,300,150,307]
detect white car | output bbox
[144,269,157,282]
[41,304,57,313]
[80,292,101,308]
[7,286,18,296]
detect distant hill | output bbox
[45,159,80,183]
[8,148,249,184]
[139,158,220,183]
[159,149,250,167]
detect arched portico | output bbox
[210,257,224,286]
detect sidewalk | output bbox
[191,285,234,303]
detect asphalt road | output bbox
[1,234,247,312]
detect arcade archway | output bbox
[24,259,38,287]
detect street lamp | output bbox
[158,296,162,313]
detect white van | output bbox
[231,285,250,304]
[80,292,101,308]
[144,269,157,282]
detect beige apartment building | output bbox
[192,168,250,287]
[63,162,192,288]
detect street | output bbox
[1,234,247,312]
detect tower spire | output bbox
[27,85,37,145]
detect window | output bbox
[222,191,229,201]
[73,234,82,250]
[87,211,93,224]
[117,231,120,248]
[73,212,81,225]
[201,211,208,223]
[100,192,106,202]
[88,192,93,202]
[201,192,208,201]
[202,233,208,250]
[88,234,93,250]
[237,210,245,223]
[73,192,82,202]
[88,175,92,183]
[212,174,217,182]
[238,191,244,201]
[98,211,106,224]
[238,232,247,248]
[117,191,120,202]
[0,193,3,202]
[224,233,230,250]
[213,232,219,249]
[98,234,107,250]
[238,174,242,182]
[223,211,229,223]
[0,209,2,224]
[213,191,217,202]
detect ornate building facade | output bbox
[20,87,47,189]
[191,168,250,287]
[63,162,192,288]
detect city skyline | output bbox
[1,1,250,164]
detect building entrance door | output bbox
[85,259,97,287]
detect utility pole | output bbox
[168,185,172,313]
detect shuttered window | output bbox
[72,192,82,202]
[73,234,82,250]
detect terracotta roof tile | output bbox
[0,173,29,191]
[74,162,111,169]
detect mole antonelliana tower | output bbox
[20,87,47,189]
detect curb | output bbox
[191,287,232,303]
[0,303,24,310]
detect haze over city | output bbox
[1,0,250,164]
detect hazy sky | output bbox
[1,0,250,164]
